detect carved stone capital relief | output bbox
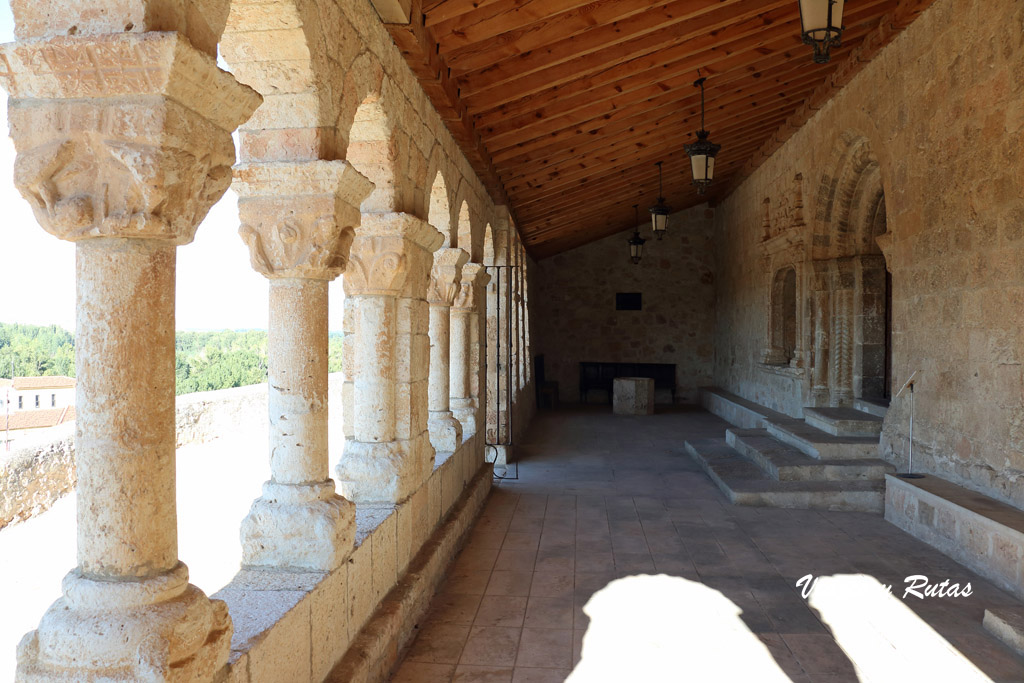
[234,161,373,280]
[0,33,261,244]
[453,263,490,312]
[343,236,410,297]
[428,248,469,306]
[344,212,444,297]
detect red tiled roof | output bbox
[0,406,76,431]
[7,376,76,390]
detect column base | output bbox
[240,480,355,571]
[451,398,478,437]
[16,563,231,682]
[488,444,513,468]
[336,436,431,504]
[428,410,464,453]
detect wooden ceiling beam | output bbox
[486,21,875,167]
[475,32,843,140]
[514,135,776,225]
[495,67,831,185]
[429,0,605,48]
[458,1,796,101]
[442,0,672,73]
[464,0,888,115]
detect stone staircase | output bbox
[689,388,895,512]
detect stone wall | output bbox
[534,206,716,404]
[712,0,1024,506]
[0,377,344,531]
[0,423,75,529]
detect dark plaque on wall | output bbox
[615,292,642,310]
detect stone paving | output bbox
[390,406,1024,683]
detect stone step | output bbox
[698,386,791,430]
[684,439,885,513]
[984,607,1024,658]
[725,429,894,482]
[854,397,890,418]
[765,417,880,460]
[803,406,884,437]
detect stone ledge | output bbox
[699,386,792,429]
[214,434,491,683]
[885,474,1024,602]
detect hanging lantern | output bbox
[798,0,845,64]
[628,204,646,265]
[684,76,721,196]
[648,161,671,240]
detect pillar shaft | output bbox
[355,295,397,443]
[337,213,443,504]
[2,26,262,680]
[233,160,371,571]
[268,278,328,485]
[76,239,178,577]
[429,303,452,412]
[450,308,470,402]
[451,264,488,436]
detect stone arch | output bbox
[345,92,398,213]
[457,201,473,255]
[220,0,339,162]
[336,58,412,213]
[809,133,893,406]
[483,222,496,266]
[428,171,453,242]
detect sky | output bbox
[0,8,346,332]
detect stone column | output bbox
[427,248,469,451]
[233,161,372,570]
[830,258,856,407]
[451,264,489,436]
[810,261,832,407]
[337,213,443,503]
[0,30,261,680]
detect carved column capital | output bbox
[344,212,443,297]
[233,161,373,280]
[453,263,490,312]
[428,248,469,306]
[0,33,261,245]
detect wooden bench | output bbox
[579,362,676,404]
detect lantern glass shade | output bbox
[799,0,845,63]
[628,230,646,264]
[690,154,716,183]
[650,205,670,238]
[684,130,721,195]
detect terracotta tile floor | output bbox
[391,406,1024,682]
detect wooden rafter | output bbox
[377,0,937,257]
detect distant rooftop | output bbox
[0,406,76,431]
[0,376,76,390]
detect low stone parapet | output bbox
[885,473,1024,602]
[214,431,491,682]
[0,423,75,529]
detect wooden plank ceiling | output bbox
[384,0,934,258]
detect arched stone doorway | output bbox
[810,134,894,407]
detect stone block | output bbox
[348,539,374,636]
[311,567,350,681]
[371,513,398,604]
[215,587,311,683]
[612,377,655,415]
